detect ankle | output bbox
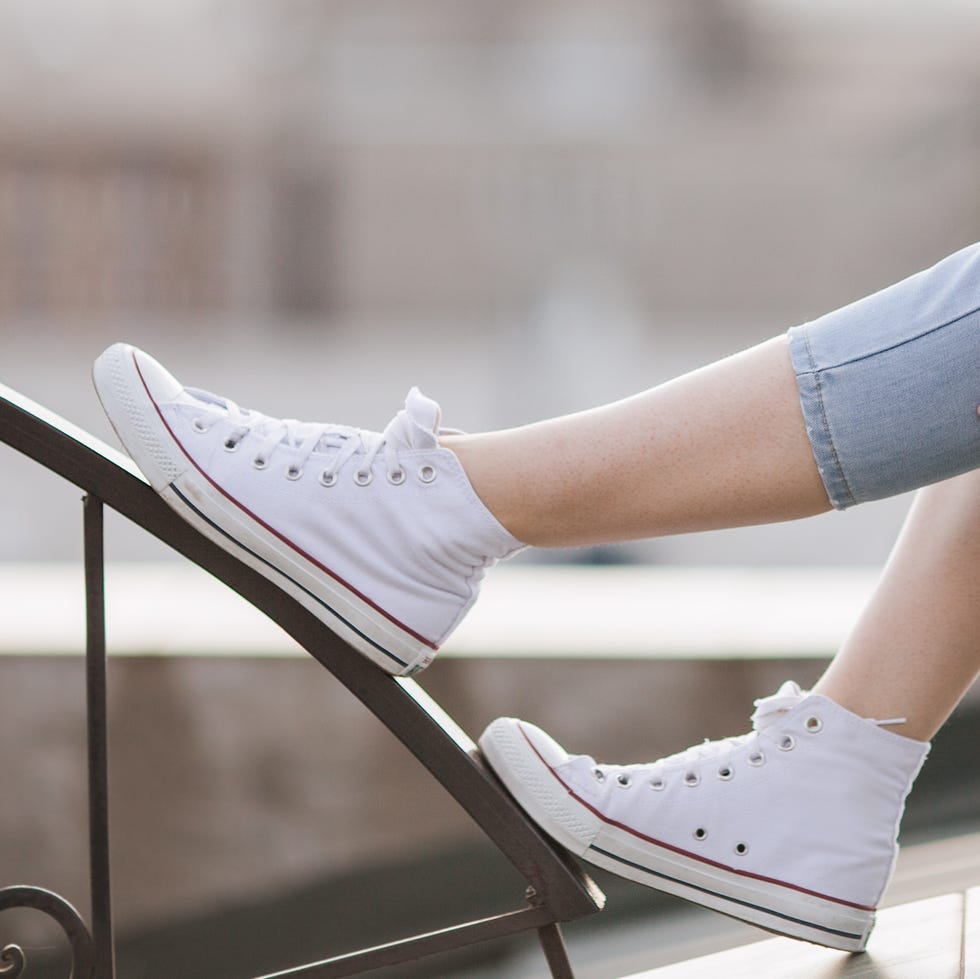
[808,680,935,743]
[441,432,533,544]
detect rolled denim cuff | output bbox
[788,243,980,510]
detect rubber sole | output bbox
[479,717,874,952]
[92,343,435,676]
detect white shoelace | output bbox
[594,681,907,787]
[192,387,410,480]
[648,683,804,779]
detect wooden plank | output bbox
[964,887,980,979]
[624,892,964,979]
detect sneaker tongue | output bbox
[389,387,442,451]
[751,680,806,731]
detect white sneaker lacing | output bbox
[189,387,417,486]
[592,681,906,790]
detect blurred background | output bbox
[1,2,979,977]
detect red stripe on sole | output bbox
[517,725,875,913]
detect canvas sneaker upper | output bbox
[480,681,930,949]
[93,343,524,674]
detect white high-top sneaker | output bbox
[480,681,929,951]
[93,343,523,675]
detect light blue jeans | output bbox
[788,242,980,509]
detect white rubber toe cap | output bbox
[92,343,186,488]
[480,717,600,855]
[128,345,183,403]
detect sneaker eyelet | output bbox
[387,468,406,486]
[224,438,240,452]
[192,418,209,433]
[252,456,268,470]
[419,465,437,483]
[318,471,338,488]
[734,842,749,856]
[779,735,796,752]
[285,464,303,481]
[616,774,632,788]
[692,827,708,841]
[805,716,823,733]
[748,751,766,767]
[649,777,666,791]
[684,772,701,787]
[592,767,606,783]
[717,766,734,781]
[354,470,373,487]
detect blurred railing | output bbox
[0,381,604,979]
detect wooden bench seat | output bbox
[624,885,980,978]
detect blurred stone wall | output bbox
[0,653,828,934]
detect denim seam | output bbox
[796,302,980,375]
[800,325,857,509]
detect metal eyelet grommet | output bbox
[285,465,303,481]
[592,768,605,783]
[616,774,632,788]
[734,842,749,856]
[779,735,796,752]
[693,827,708,841]
[318,471,338,488]
[419,465,437,483]
[387,468,406,486]
[192,418,209,433]
[684,772,701,787]
[224,438,240,452]
[717,766,734,781]
[748,751,765,767]
[252,456,268,470]
[805,716,823,733]
[354,470,373,487]
[649,777,665,791]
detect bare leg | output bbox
[445,335,830,547]
[448,324,980,738]
[812,468,980,741]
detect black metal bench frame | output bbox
[0,382,604,979]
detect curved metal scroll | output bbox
[0,886,93,979]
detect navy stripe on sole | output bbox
[588,844,865,943]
